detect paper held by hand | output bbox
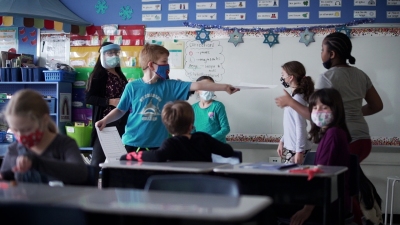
[235,82,277,89]
[95,126,127,164]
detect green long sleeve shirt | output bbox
[192,100,230,143]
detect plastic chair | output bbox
[0,202,87,225]
[144,174,241,197]
[302,151,316,165]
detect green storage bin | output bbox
[65,125,92,147]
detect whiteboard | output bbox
[160,34,400,139]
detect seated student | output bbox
[0,89,87,185]
[120,100,234,162]
[277,88,351,225]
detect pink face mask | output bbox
[15,129,44,148]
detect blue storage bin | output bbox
[44,70,76,83]
[21,68,33,81]
[33,68,47,81]
[10,68,22,81]
[0,68,10,82]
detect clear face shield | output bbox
[100,44,121,69]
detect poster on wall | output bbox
[164,41,184,69]
[39,33,70,67]
[60,93,72,122]
[0,28,18,52]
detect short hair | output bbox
[196,76,215,82]
[162,101,194,136]
[139,43,170,69]
[2,89,58,133]
[323,32,356,64]
[308,88,351,143]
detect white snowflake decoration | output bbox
[119,6,133,20]
[95,0,108,14]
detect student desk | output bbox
[0,182,94,204]
[213,164,348,225]
[101,161,228,188]
[0,182,272,225]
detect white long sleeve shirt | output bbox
[280,93,312,152]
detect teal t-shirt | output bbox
[118,78,191,147]
[192,100,230,143]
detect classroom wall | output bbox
[149,32,400,142]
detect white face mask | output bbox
[311,111,333,127]
[104,55,120,68]
[199,91,214,101]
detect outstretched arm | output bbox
[362,85,383,116]
[190,81,240,94]
[275,89,310,120]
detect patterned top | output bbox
[103,71,128,117]
[192,100,230,143]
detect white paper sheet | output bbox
[96,126,127,163]
[235,82,277,89]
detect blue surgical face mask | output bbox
[105,56,120,68]
[199,91,214,101]
[154,63,170,79]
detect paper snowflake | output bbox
[336,26,352,38]
[299,28,315,46]
[195,28,211,44]
[263,30,279,48]
[228,29,244,47]
[119,6,133,20]
[95,0,108,14]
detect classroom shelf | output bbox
[0,82,72,134]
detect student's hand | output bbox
[13,156,32,173]
[225,85,240,94]
[109,98,120,107]
[95,120,107,131]
[275,89,292,108]
[277,142,284,157]
[294,152,304,164]
[290,205,314,225]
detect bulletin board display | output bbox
[62,0,400,28]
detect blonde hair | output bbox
[139,43,169,69]
[161,101,194,136]
[3,89,58,133]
